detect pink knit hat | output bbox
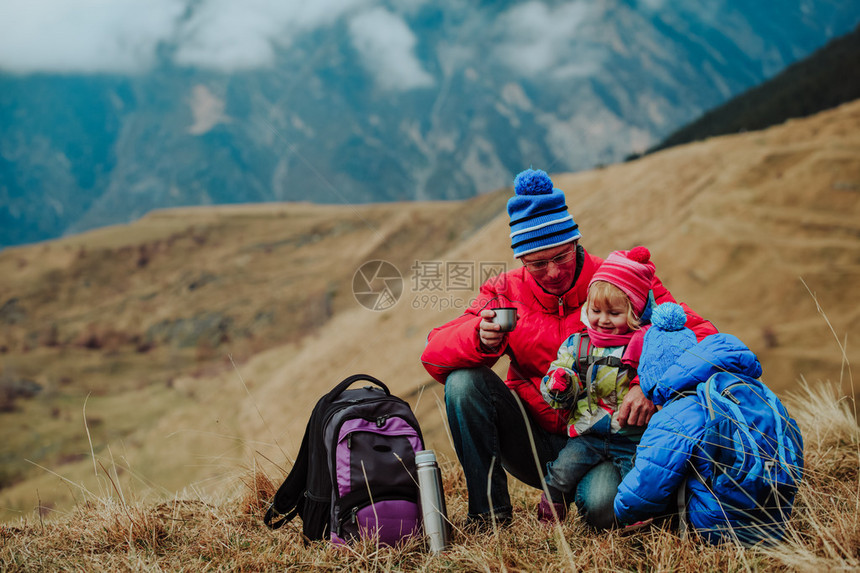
[589,246,655,317]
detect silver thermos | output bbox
[415,449,449,553]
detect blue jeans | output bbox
[545,434,638,518]
[444,366,623,529]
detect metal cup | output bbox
[492,307,518,332]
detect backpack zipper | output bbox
[705,379,745,416]
[304,490,329,502]
[346,418,420,449]
[721,386,742,405]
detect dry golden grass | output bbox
[1,379,857,572]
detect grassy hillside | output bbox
[0,195,508,516]
[0,100,858,538]
[647,24,860,155]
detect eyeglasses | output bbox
[522,247,576,273]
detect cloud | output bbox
[639,0,667,11]
[174,0,370,71]
[0,0,584,86]
[0,0,185,74]
[0,0,370,74]
[348,8,434,92]
[493,1,601,78]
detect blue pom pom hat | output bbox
[508,169,581,258]
[637,302,698,397]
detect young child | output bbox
[614,302,804,545]
[538,246,656,524]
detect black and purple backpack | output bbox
[264,374,424,545]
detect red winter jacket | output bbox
[420,247,718,435]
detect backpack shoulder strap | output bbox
[666,388,699,406]
[264,418,311,529]
[574,332,590,366]
[574,333,625,369]
[566,332,591,370]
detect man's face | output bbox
[520,241,579,296]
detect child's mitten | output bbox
[541,367,581,410]
[548,368,570,393]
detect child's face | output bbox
[587,300,630,335]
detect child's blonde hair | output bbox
[587,281,642,331]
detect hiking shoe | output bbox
[618,517,654,535]
[537,493,567,524]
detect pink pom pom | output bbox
[627,246,650,264]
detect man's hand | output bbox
[617,384,656,427]
[478,309,506,351]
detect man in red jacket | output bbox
[420,169,716,529]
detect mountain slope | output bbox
[1,100,858,521]
[2,1,860,247]
[649,24,860,154]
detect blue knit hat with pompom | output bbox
[638,302,697,397]
[508,169,581,257]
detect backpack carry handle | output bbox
[327,373,390,400]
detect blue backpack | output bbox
[684,371,804,545]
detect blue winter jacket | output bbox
[614,333,762,528]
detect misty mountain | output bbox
[1,0,859,247]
